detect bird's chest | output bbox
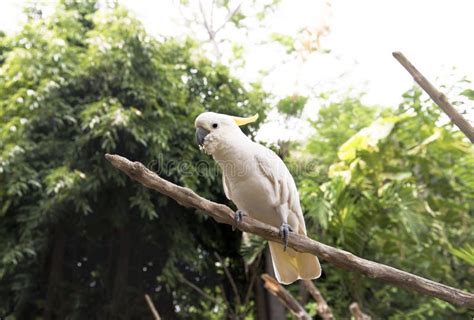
[225,173,281,227]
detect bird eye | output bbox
[212,123,218,128]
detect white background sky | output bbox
[1,0,473,141]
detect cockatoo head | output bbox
[194,112,258,155]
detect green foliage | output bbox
[271,33,296,53]
[296,89,474,318]
[276,94,307,117]
[0,1,268,318]
[305,97,384,168]
[460,88,474,100]
[450,245,474,267]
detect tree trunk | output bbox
[299,282,309,306]
[110,227,131,319]
[254,276,268,320]
[253,247,288,320]
[44,224,66,320]
[265,248,286,320]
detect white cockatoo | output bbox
[195,111,321,284]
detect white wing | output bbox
[254,145,307,235]
[254,144,320,284]
[222,174,232,200]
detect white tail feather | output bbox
[268,241,321,285]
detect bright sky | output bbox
[1,0,473,141]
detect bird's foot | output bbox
[233,210,246,231]
[279,223,293,251]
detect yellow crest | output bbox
[232,114,259,126]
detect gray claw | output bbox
[279,223,293,251]
[233,210,245,231]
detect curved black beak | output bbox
[195,127,210,146]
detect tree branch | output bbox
[261,273,311,320]
[214,252,242,309]
[349,302,371,320]
[104,153,474,309]
[243,251,263,307]
[392,51,474,143]
[198,0,214,40]
[179,274,222,305]
[302,280,333,320]
[144,294,161,320]
[214,2,242,35]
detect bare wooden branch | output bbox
[243,251,263,307]
[261,273,311,320]
[392,51,474,143]
[349,302,371,320]
[179,274,221,305]
[302,280,333,320]
[104,153,474,309]
[210,0,216,31]
[144,294,161,320]
[198,0,214,39]
[218,283,237,319]
[214,2,242,34]
[214,252,242,309]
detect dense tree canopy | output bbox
[0,1,267,318]
[297,89,473,318]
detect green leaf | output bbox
[337,116,403,161]
[450,245,474,266]
[460,88,474,100]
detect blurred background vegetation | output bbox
[0,1,473,319]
